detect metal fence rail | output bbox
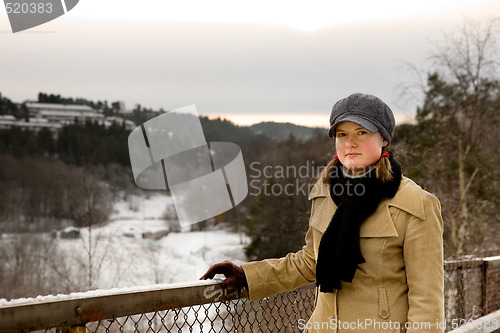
[0,280,247,332]
[0,280,315,333]
[0,256,499,333]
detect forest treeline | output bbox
[1,18,500,267]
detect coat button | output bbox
[380,309,389,318]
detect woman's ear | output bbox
[382,139,388,147]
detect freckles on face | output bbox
[335,122,387,174]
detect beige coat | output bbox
[242,176,444,333]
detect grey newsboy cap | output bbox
[328,93,395,143]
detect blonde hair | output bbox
[319,146,393,184]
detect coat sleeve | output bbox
[241,199,320,302]
[403,191,445,333]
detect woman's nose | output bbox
[345,137,356,147]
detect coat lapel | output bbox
[359,201,398,237]
[308,181,334,233]
[307,177,425,238]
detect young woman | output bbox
[201,93,444,333]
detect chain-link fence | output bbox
[444,259,485,326]
[444,257,500,332]
[28,285,314,333]
[2,257,499,333]
[80,285,315,333]
[485,257,500,314]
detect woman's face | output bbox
[335,121,388,175]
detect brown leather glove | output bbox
[200,260,248,289]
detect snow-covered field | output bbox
[0,193,250,333]
[80,193,249,290]
[3,193,248,297]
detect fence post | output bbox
[457,266,465,319]
[481,259,489,316]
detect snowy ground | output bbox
[28,193,248,293]
[0,192,249,333]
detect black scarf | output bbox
[316,155,402,293]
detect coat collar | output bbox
[308,176,425,237]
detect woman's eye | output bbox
[336,133,346,137]
[358,131,367,135]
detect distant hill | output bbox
[248,121,327,142]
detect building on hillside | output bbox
[0,115,16,127]
[105,116,137,131]
[0,115,62,134]
[0,103,137,135]
[116,101,134,114]
[26,102,105,124]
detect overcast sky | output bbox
[1,0,500,127]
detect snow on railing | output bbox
[0,279,248,332]
[0,278,316,333]
[1,256,499,332]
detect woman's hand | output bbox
[200,260,248,289]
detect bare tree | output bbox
[0,234,66,299]
[397,17,500,256]
[76,165,113,290]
